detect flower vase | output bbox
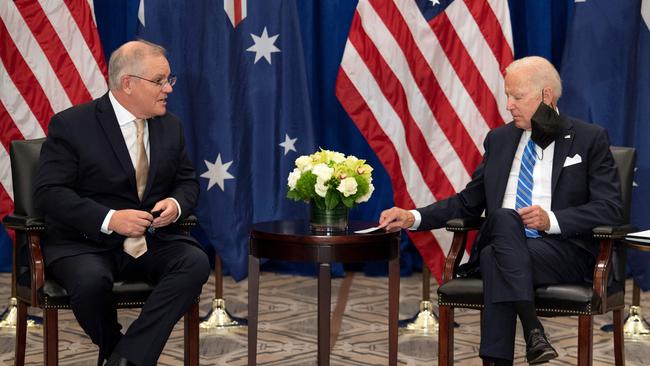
[309,201,349,233]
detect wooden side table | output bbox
[248,220,401,366]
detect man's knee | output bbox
[68,272,114,300]
[486,208,524,232]
[178,246,210,286]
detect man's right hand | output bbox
[108,209,154,237]
[378,207,415,231]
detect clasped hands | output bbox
[108,198,178,237]
[378,205,550,232]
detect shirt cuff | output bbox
[101,209,115,234]
[409,209,422,230]
[546,211,561,234]
[168,197,182,222]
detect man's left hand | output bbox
[518,205,550,231]
[151,198,178,228]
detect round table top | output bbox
[249,220,401,262]
[624,238,650,251]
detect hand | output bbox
[518,205,550,231]
[108,209,153,237]
[150,198,178,229]
[378,207,415,231]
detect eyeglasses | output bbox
[128,74,177,88]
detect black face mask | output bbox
[530,94,561,149]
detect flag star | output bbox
[279,134,297,155]
[247,27,280,64]
[200,154,234,191]
[430,0,441,6]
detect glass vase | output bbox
[309,201,349,233]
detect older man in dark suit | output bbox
[379,56,623,365]
[34,40,210,366]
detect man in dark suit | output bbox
[378,56,623,365]
[34,40,210,366]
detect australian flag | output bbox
[559,0,650,290]
[138,0,315,280]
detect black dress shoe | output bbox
[526,328,558,364]
[104,352,136,366]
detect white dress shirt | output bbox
[410,129,561,234]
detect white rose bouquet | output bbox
[287,149,375,210]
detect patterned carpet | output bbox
[0,271,648,365]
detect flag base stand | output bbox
[200,298,247,329]
[623,306,650,340]
[399,300,438,333]
[0,298,41,331]
[199,254,247,330]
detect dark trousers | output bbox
[476,208,593,361]
[48,240,210,366]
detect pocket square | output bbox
[563,154,582,167]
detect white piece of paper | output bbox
[626,229,650,243]
[354,226,383,234]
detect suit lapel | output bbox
[493,123,523,209]
[96,94,137,190]
[551,116,575,193]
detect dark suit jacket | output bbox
[34,93,200,265]
[416,115,624,258]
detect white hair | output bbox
[107,40,167,90]
[505,56,562,101]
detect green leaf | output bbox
[342,196,355,208]
[325,190,341,210]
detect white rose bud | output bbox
[315,179,328,197]
[295,155,313,172]
[312,163,334,182]
[337,177,358,197]
[287,168,301,190]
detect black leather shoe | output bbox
[104,352,136,366]
[526,328,558,364]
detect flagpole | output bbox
[199,254,247,330]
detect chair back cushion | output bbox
[10,138,46,218]
[610,146,635,224]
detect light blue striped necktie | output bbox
[516,138,540,238]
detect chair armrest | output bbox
[2,214,46,231]
[441,217,484,284]
[445,217,484,232]
[592,224,636,240]
[178,215,197,235]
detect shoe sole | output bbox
[527,348,559,364]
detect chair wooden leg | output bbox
[14,300,27,366]
[184,302,199,366]
[44,308,58,366]
[438,305,454,366]
[577,314,593,366]
[612,309,625,366]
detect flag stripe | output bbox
[464,0,514,74]
[0,20,54,134]
[369,0,483,177]
[54,0,108,96]
[335,69,448,280]
[15,1,93,105]
[347,11,457,199]
[429,8,504,130]
[0,61,46,140]
[0,101,25,155]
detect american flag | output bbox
[0,0,107,229]
[335,0,513,282]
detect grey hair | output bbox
[505,56,562,100]
[107,40,167,90]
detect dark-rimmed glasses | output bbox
[128,74,177,88]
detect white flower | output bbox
[312,163,334,182]
[355,183,374,203]
[337,177,358,197]
[329,151,346,163]
[287,168,301,189]
[295,155,313,172]
[315,179,328,197]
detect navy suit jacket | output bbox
[34,93,200,265]
[416,115,624,258]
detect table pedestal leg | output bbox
[388,256,399,366]
[318,263,331,366]
[248,255,260,366]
